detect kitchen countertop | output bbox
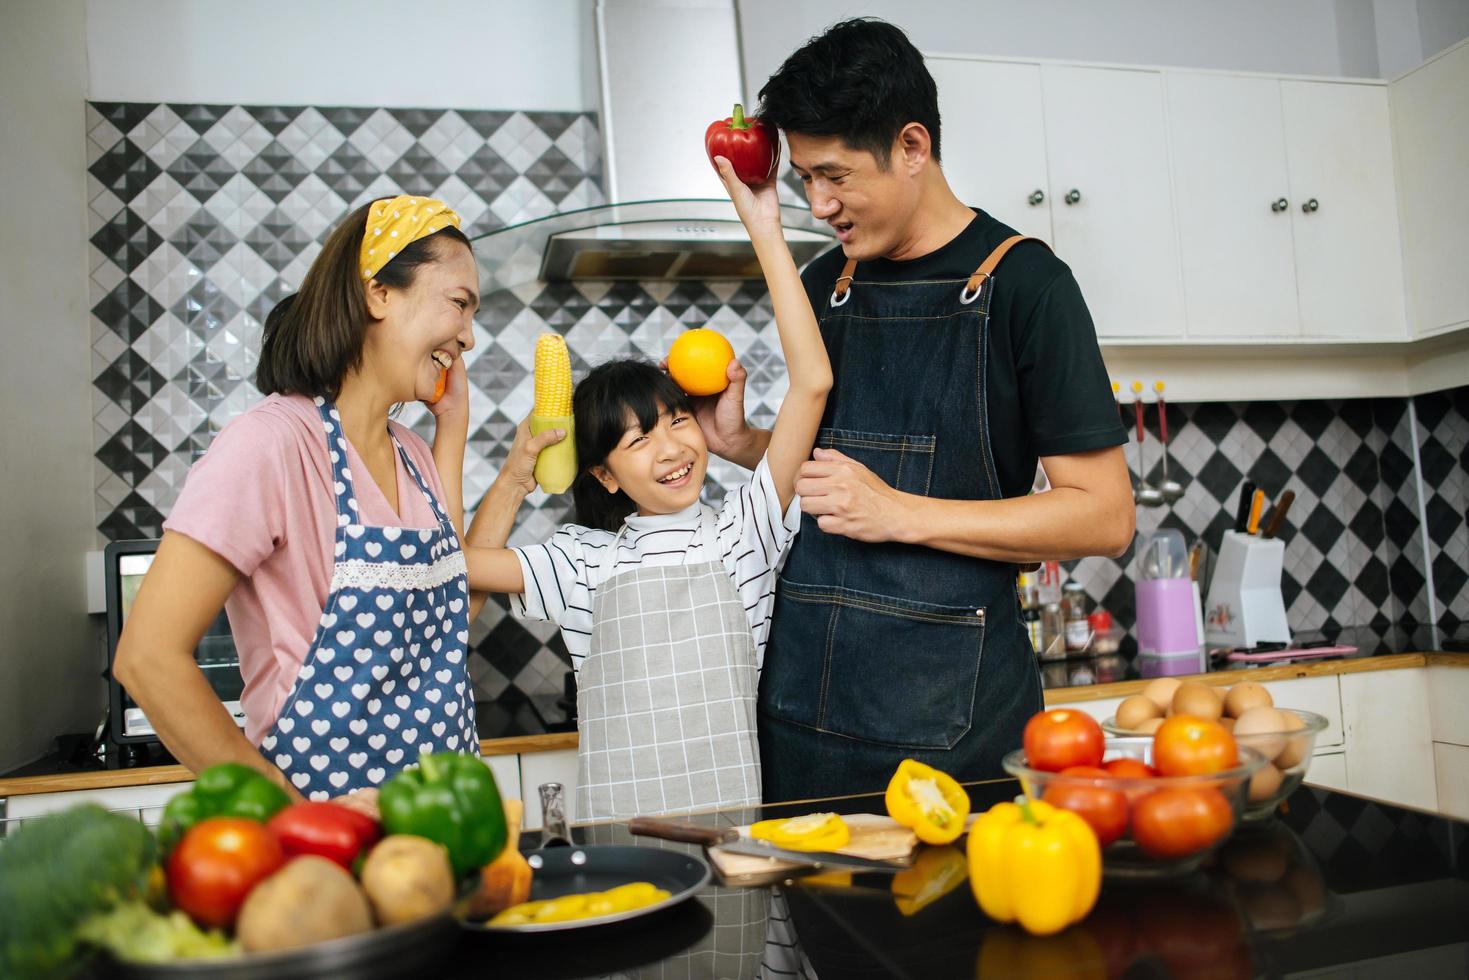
[433,781,1469,977]
[5,625,1463,798]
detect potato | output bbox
[1224,681,1273,718]
[1171,681,1223,721]
[1141,677,1182,711]
[1116,695,1163,731]
[1275,711,1310,769]
[360,834,455,926]
[236,855,373,953]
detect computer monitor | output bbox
[104,539,246,744]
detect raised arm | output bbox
[712,156,831,510]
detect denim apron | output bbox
[258,397,477,800]
[758,236,1046,801]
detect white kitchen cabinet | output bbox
[1339,668,1437,812]
[1041,65,1185,339]
[1057,697,1125,728]
[927,58,1053,241]
[1281,81,1407,340]
[3,780,189,822]
[1390,38,1469,338]
[482,753,521,804]
[1166,71,1300,339]
[519,748,578,830]
[1305,751,1348,793]
[1432,743,1469,821]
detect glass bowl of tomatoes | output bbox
[1105,708,1329,822]
[1003,736,1269,878]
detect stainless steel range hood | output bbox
[471,0,834,287]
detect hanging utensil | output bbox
[1131,381,1164,508]
[1153,381,1184,503]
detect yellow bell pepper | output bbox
[885,758,971,845]
[967,799,1101,937]
[748,812,850,851]
[890,845,967,917]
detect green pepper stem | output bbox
[1019,797,1040,827]
[730,103,749,130]
[420,752,440,782]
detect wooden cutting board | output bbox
[707,813,919,881]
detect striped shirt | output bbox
[511,455,800,671]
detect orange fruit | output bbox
[667,329,734,396]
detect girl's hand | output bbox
[426,355,469,426]
[713,155,783,242]
[497,416,568,497]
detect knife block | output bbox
[1204,531,1290,649]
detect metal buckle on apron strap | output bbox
[959,272,988,305]
[829,275,854,308]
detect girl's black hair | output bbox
[757,18,941,168]
[571,359,695,532]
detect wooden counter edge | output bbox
[0,731,578,799]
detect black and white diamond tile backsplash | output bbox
[86,101,1464,709]
[1411,386,1469,632]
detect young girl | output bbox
[463,157,832,820]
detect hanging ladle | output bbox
[1154,380,1184,503]
[1132,381,1164,508]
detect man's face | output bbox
[787,132,920,262]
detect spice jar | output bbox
[1062,582,1091,652]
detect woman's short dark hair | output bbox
[571,360,694,532]
[256,199,472,399]
[757,18,941,168]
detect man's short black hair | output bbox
[757,18,940,168]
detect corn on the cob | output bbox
[531,333,576,493]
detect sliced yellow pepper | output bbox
[748,812,851,851]
[890,845,967,916]
[967,799,1101,937]
[488,881,670,926]
[885,758,971,845]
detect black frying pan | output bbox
[458,844,710,934]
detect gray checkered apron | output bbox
[575,510,761,822]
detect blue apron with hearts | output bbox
[258,397,477,800]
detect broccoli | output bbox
[0,805,156,978]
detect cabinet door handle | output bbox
[1271,198,1289,213]
[1064,188,1081,205]
[1301,198,1319,213]
[1028,189,1045,206]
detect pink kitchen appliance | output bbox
[1135,529,1205,658]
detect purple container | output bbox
[1136,578,1201,656]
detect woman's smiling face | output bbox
[594,403,708,516]
[364,238,479,401]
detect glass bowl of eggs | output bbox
[1102,678,1329,821]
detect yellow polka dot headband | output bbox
[359,195,462,280]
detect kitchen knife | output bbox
[627,817,913,874]
[1246,489,1266,534]
[1261,490,1296,539]
[1234,482,1256,533]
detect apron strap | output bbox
[829,257,858,308]
[959,235,1050,304]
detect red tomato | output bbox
[1042,766,1129,847]
[1103,757,1158,780]
[1153,715,1239,777]
[266,801,381,869]
[1131,787,1233,859]
[167,817,285,927]
[1023,709,1105,772]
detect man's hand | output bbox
[795,447,909,542]
[662,356,764,467]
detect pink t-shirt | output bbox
[164,393,450,744]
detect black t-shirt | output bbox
[799,209,1128,498]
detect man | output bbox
[697,18,1134,801]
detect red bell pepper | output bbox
[704,103,779,186]
[265,802,381,869]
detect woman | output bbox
[114,196,557,800]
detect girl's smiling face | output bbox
[363,238,479,402]
[593,403,708,516]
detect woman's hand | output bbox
[495,416,568,497]
[713,155,783,243]
[426,355,469,428]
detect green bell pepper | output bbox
[379,753,507,878]
[157,762,290,852]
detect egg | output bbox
[1141,677,1182,711]
[1275,711,1310,769]
[1171,681,1224,721]
[1135,716,1165,735]
[1224,681,1273,718]
[1219,716,1237,734]
[1116,695,1163,731]
[1247,761,1284,804]
[1232,706,1289,761]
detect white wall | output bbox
[86,0,597,109]
[0,0,102,772]
[737,0,1469,99]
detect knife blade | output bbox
[627,817,913,874]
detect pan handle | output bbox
[627,817,734,847]
[538,782,572,847]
